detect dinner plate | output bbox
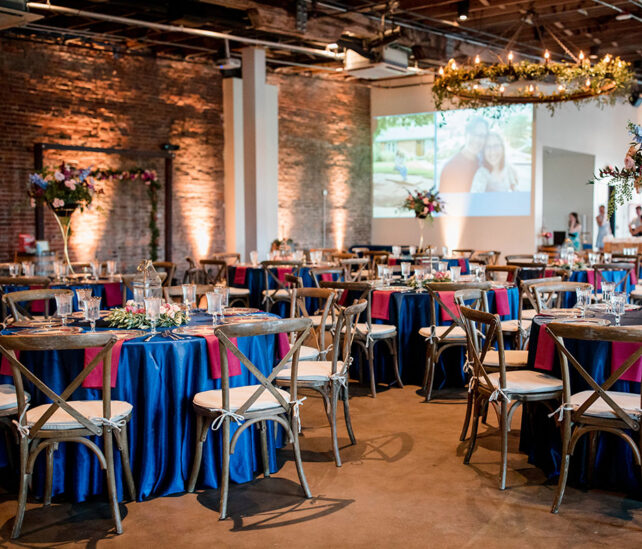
[107,329,146,340]
[223,307,260,316]
[10,318,62,328]
[553,318,611,326]
[222,315,272,324]
[173,325,216,336]
[18,326,83,336]
[70,310,111,319]
[539,308,581,317]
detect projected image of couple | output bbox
[439,117,518,194]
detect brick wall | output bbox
[274,73,372,251]
[0,37,225,272]
[0,38,372,272]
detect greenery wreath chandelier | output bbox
[432,11,635,111]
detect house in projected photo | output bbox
[374,125,435,160]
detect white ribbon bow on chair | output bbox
[211,409,245,430]
[489,387,511,403]
[290,396,307,433]
[12,404,30,438]
[548,403,574,422]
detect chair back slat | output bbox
[289,287,336,353]
[593,263,633,293]
[3,289,74,321]
[532,281,593,312]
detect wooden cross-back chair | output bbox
[152,261,176,287]
[546,322,642,513]
[592,262,634,294]
[164,284,214,308]
[309,267,343,288]
[474,250,501,265]
[452,249,475,259]
[611,253,640,278]
[532,281,593,313]
[187,317,313,519]
[362,251,390,279]
[212,253,240,266]
[332,252,356,262]
[485,265,519,283]
[507,261,548,282]
[120,272,167,305]
[309,248,339,263]
[0,332,136,538]
[459,307,562,490]
[276,299,367,466]
[520,276,562,316]
[260,260,302,312]
[340,258,368,282]
[2,289,73,321]
[505,254,534,263]
[200,259,227,285]
[0,277,51,321]
[319,280,403,397]
[288,287,336,360]
[183,256,205,284]
[419,284,491,402]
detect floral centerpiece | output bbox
[591,122,642,214]
[105,300,189,329]
[28,163,101,273]
[408,270,452,290]
[400,188,445,251]
[550,258,587,270]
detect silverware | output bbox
[144,333,156,342]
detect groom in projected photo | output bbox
[438,117,489,193]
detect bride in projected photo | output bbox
[470,131,518,192]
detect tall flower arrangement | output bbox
[28,163,102,273]
[592,122,642,215]
[400,188,445,251]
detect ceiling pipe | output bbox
[26,2,345,60]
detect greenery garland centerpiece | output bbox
[433,54,634,112]
[105,300,189,329]
[591,122,642,215]
[28,164,102,273]
[400,188,445,251]
[92,168,161,260]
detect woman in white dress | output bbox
[595,204,611,250]
[470,132,518,192]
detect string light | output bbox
[508,51,514,63]
[439,67,444,76]
[474,55,480,64]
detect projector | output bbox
[344,46,410,79]
[0,0,43,31]
[215,57,241,71]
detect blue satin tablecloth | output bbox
[520,317,641,497]
[365,286,519,388]
[0,312,286,502]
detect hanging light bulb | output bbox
[585,78,591,87]
[579,51,585,63]
[508,51,514,63]
[499,85,505,93]
[558,84,565,92]
[439,67,444,76]
[604,54,611,63]
[452,61,457,70]
[474,55,480,64]
[544,50,550,63]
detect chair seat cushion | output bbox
[482,370,562,395]
[26,400,132,431]
[276,360,345,381]
[193,385,292,413]
[297,345,319,361]
[310,314,333,327]
[355,323,396,337]
[229,287,250,296]
[0,384,30,412]
[521,309,538,320]
[483,350,529,367]
[500,319,532,333]
[419,325,467,340]
[570,390,642,419]
[261,288,290,298]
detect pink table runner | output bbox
[458,258,468,274]
[320,273,334,282]
[277,267,293,283]
[611,342,642,382]
[494,288,511,316]
[438,291,459,322]
[234,266,248,285]
[83,339,126,388]
[29,285,45,313]
[103,283,123,308]
[371,290,393,321]
[0,350,20,376]
[533,324,556,371]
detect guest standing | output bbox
[568,212,582,250]
[595,204,611,250]
[629,205,642,236]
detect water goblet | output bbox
[601,282,615,313]
[206,292,223,328]
[86,296,102,333]
[382,267,392,287]
[106,260,117,279]
[75,288,93,319]
[214,285,230,309]
[449,266,461,282]
[438,261,448,273]
[408,246,417,257]
[476,265,486,282]
[8,263,17,277]
[401,261,411,281]
[603,252,612,264]
[376,263,385,280]
[392,246,401,258]
[611,293,626,326]
[415,267,425,292]
[144,297,161,336]
[90,260,101,280]
[250,250,259,267]
[182,283,197,311]
[22,262,34,276]
[55,293,73,326]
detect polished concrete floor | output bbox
[0,384,640,548]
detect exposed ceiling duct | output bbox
[0,0,42,31]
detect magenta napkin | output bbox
[458,258,467,274]
[439,291,459,322]
[277,267,293,283]
[200,335,242,380]
[371,290,392,321]
[29,285,45,313]
[0,350,20,376]
[234,266,247,285]
[83,339,125,388]
[321,273,334,282]
[494,288,510,316]
[611,342,642,382]
[534,325,555,372]
[103,283,123,308]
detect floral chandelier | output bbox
[432,11,635,111]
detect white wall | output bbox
[541,147,595,237]
[370,77,642,256]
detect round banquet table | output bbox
[362,285,519,388]
[0,312,286,503]
[520,313,642,497]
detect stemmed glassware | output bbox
[601,282,616,313]
[182,283,197,311]
[106,260,117,279]
[575,288,591,318]
[449,266,461,282]
[86,296,102,332]
[214,285,230,310]
[611,292,626,326]
[75,288,93,319]
[206,292,223,328]
[250,251,259,266]
[603,252,612,264]
[90,259,102,280]
[54,293,73,326]
[401,262,410,281]
[474,265,486,282]
[415,267,425,292]
[8,263,18,277]
[22,262,34,276]
[144,297,161,336]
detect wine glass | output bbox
[206,291,223,328]
[449,266,461,282]
[90,260,102,280]
[106,260,117,279]
[603,252,612,264]
[250,250,259,266]
[144,297,161,336]
[611,293,626,326]
[22,262,34,276]
[415,267,425,292]
[214,285,230,310]
[75,288,93,319]
[575,288,590,318]
[86,296,101,333]
[601,282,615,313]
[55,293,73,326]
[182,283,197,311]
[401,261,410,281]
[8,263,17,277]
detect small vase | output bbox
[50,204,78,275]
[417,216,426,252]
